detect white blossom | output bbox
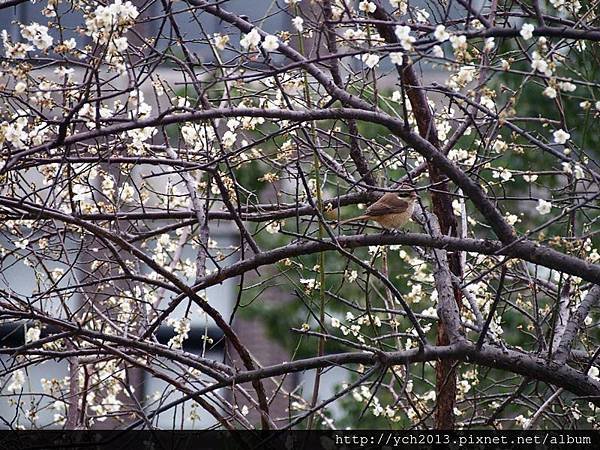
[292,17,304,32]
[85,0,139,43]
[449,35,467,51]
[543,86,557,99]
[346,269,358,282]
[389,0,407,13]
[14,238,29,249]
[166,317,190,349]
[2,30,33,59]
[119,182,135,203]
[414,9,429,23]
[434,25,450,42]
[7,370,25,393]
[520,23,534,40]
[240,28,261,50]
[389,52,403,65]
[262,34,279,52]
[213,33,229,51]
[515,414,531,429]
[111,36,128,52]
[21,23,53,50]
[300,278,320,292]
[222,130,237,148]
[447,65,476,90]
[553,128,570,144]
[25,326,41,344]
[431,45,444,58]
[64,38,77,50]
[361,53,380,69]
[14,81,27,94]
[558,81,576,92]
[266,220,283,234]
[531,51,551,76]
[394,25,415,51]
[536,199,552,215]
[358,1,376,13]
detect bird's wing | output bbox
[365,197,409,216]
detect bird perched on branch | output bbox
[336,184,417,230]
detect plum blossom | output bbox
[213,33,229,51]
[266,220,283,234]
[240,28,261,50]
[536,199,552,215]
[389,0,407,12]
[292,17,304,32]
[166,318,190,349]
[543,86,557,99]
[2,30,34,58]
[523,173,538,182]
[2,116,29,149]
[300,278,320,292]
[431,45,444,58]
[389,52,403,65]
[7,370,25,393]
[110,36,128,52]
[553,128,570,144]
[85,0,139,43]
[515,414,531,429]
[415,9,430,23]
[361,53,380,69]
[531,51,551,75]
[262,34,279,52]
[394,25,415,51]
[14,82,26,94]
[21,23,53,50]
[520,23,534,40]
[25,325,41,344]
[449,35,467,51]
[64,38,76,50]
[345,270,358,282]
[434,25,450,42]
[558,81,576,92]
[222,130,237,148]
[119,182,135,203]
[447,66,476,90]
[358,1,376,13]
[343,28,368,44]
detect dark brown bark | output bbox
[370,1,463,429]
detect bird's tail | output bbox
[334,215,371,228]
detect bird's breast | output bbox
[373,203,414,229]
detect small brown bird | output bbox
[337,184,417,230]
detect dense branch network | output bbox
[0,0,599,430]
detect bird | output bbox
[336,184,417,230]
